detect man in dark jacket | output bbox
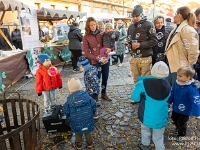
[68,22,83,72]
[127,5,157,83]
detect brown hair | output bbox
[153,15,164,25]
[176,6,196,28]
[177,66,195,79]
[195,7,200,17]
[85,17,99,34]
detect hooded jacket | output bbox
[62,90,96,134]
[127,19,157,57]
[168,81,200,116]
[68,25,83,50]
[11,29,22,42]
[131,76,171,129]
[35,64,62,93]
[165,20,199,73]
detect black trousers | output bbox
[117,54,124,63]
[171,111,189,136]
[13,41,23,50]
[70,50,82,70]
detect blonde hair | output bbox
[176,6,196,28]
[97,21,105,31]
[177,66,195,79]
[104,23,113,30]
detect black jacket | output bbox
[127,19,157,57]
[11,29,22,42]
[68,25,83,50]
[152,26,170,65]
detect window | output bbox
[51,5,55,9]
[34,3,41,9]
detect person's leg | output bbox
[42,90,51,108]
[18,41,23,49]
[101,62,109,94]
[139,56,152,77]
[171,111,179,131]
[75,133,83,149]
[166,68,177,87]
[141,124,151,146]
[85,132,93,148]
[129,57,140,83]
[119,54,124,63]
[70,50,76,70]
[101,62,111,101]
[177,114,189,136]
[152,127,165,150]
[74,50,82,67]
[49,89,56,106]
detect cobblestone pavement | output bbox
[3,54,200,150]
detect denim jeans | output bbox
[93,61,110,94]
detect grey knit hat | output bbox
[132,5,143,16]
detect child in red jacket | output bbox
[36,54,62,113]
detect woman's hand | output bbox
[106,48,111,53]
[132,43,140,50]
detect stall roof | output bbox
[37,7,87,21]
[0,0,30,11]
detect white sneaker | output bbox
[118,63,123,67]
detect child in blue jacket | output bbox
[62,78,96,150]
[168,66,200,140]
[131,61,171,150]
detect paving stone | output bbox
[120,122,129,126]
[115,111,123,118]
[117,138,127,145]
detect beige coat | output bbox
[165,20,199,73]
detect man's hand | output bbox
[132,43,140,50]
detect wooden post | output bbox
[0,11,6,25]
[0,29,15,50]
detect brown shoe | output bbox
[101,93,112,101]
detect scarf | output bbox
[91,30,98,35]
[176,78,194,86]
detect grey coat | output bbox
[116,26,127,55]
[68,25,83,50]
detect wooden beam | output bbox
[0,11,6,25]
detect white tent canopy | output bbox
[144,9,163,21]
[37,7,87,21]
[0,0,30,11]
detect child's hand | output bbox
[90,89,93,92]
[106,48,111,54]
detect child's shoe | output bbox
[94,112,100,119]
[138,142,151,150]
[75,142,82,150]
[87,141,93,148]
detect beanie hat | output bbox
[68,78,82,93]
[151,61,169,79]
[39,54,50,64]
[77,56,90,71]
[132,5,143,16]
[104,23,113,30]
[165,18,171,22]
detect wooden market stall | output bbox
[37,7,87,65]
[0,0,31,91]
